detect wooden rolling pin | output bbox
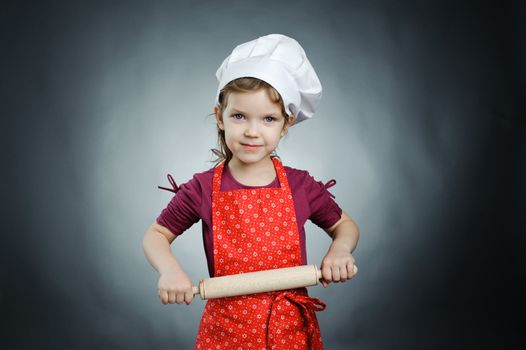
[191,264,358,300]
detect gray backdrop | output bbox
[3,0,525,349]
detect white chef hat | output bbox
[214,33,322,125]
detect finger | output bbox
[332,265,341,282]
[185,290,194,305]
[340,265,348,282]
[176,291,185,305]
[168,290,177,304]
[159,290,169,305]
[322,265,332,283]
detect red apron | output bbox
[195,157,326,350]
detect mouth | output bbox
[241,143,263,151]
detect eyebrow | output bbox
[230,108,282,117]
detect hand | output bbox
[157,268,195,305]
[320,246,357,288]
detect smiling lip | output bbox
[241,144,262,147]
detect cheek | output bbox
[223,130,233,142]
[267,132,282,146]
[224,125,238,137]
[223,128,238,146]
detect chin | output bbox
[234,153,270,164]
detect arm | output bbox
[319,210,360,287]
[142,222,195,305]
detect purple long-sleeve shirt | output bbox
[156,163,343,277]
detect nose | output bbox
[244,120,259,137]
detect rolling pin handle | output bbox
[192,285,200,295]
[315,265,322,280]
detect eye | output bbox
[232,113,245,120]
[264,116,277,123]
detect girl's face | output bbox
[215,89,295,167]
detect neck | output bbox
[227,156,276,186]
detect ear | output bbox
[214,105,224,130]
[281,114,296,137]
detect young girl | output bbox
[143,33,360,350]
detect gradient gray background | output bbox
[3,0,525,349]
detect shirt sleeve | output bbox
[304,172,343,229]
[156,175,202,236]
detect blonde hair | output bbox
[209,77,293,167]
